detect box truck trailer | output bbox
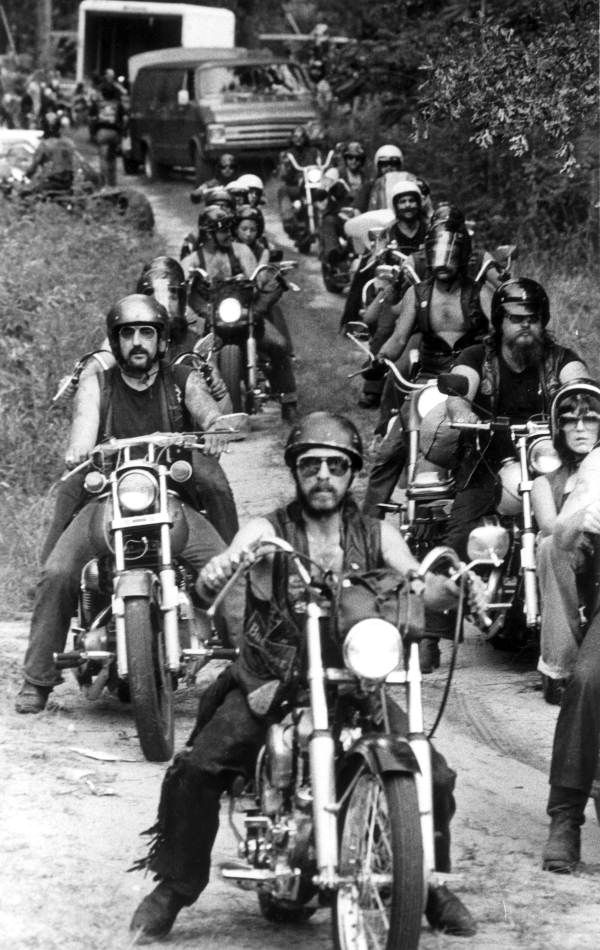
[76,1,235,82]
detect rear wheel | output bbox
[218,344,244,411]
[125,596,174,762]
[333,771,424,950]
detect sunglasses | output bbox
[560,414,600,429]
[119,325,158,340]
[378,159,401,168]
[296,455,351,477]
[504,312,542,324]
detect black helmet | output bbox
[106,294,169,363]
[490,278,550,332]
[137,256,187,323]
[197,204,235,242]
[430,203,466,231]
[550,379,600,452]
[425,222,471,275]
[343,141,366,163]
[217,152,237,177]
[202,186,235,211]
[235,204,264,236]
[284,411,363,471]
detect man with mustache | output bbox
[129,411,480,942]
[15,295,231,714]
[442,278,586,565]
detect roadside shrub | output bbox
[0,200,162,611]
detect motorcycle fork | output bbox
[305,599,338,887]
[516,436,539,627]
[406,640,436,889]
[304,177,315,237]
[406,425,420,525]
[246,317,258,393]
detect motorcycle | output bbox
[182,537,495,948]
[438,372,561,650]
[53,419,246,762]
[284,148,334,253]
[188,261,300,414]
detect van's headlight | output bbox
[218,297,242,323]
[207,125,227,144]
[117,471,157,513]
[343,619,402,680]
[528,437,561,475]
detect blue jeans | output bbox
[23,498,226,688]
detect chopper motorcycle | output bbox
[283,148,335,254]
[53,419,246,762]
[188,261,299,414]
[181,537,495,948]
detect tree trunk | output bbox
[36,0,52,74]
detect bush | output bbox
[0,200,162,611]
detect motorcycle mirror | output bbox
[437,373,469,397]
[467,524,510,563]
[345,321,370,341]
[213,413,250,439]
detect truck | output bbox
[75,1,235,83]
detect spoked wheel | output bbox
[125,596,174,762]
[333,771,423,950]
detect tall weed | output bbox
[0,201,161,611]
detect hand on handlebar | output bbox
[203,428,230,457]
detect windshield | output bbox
[198,62,309,100]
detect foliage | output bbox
[0,199,161,609]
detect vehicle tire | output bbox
[143,143,164,182]
[122,155,139,175]
[257,890,317,924]
[333,771,423,950]
[125,595,174,762]
[218,344,244,411]
[192,142,211,185]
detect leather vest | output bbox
[414,277,488,374]
[478,342,563,417]
[98,364,192,441]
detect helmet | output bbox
[343,141,366,163]
[106,294,169,362]
[236,173,264,193]
[550,379,600,458]
[391,179,422,206]
[226,179,249,202]
[284,411,363,471]
[197,204,235,241]
[235,204,261,225]
[202,186,235,211]
[430,202,466,230]
[374,144,404,172]
[136,256,187,323]
[490,278,550,332]
[425,222,471,274]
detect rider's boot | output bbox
[542,785,587,873]
[419,637,441,673]
[425,883,477,937]
[130,880,190,942]
[14,681,51,714]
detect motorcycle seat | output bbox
[407,470,455,500]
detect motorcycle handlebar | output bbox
[450,419,550,437]
[416,546,492,630]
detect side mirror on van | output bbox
[177,88,190,107]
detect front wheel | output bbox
[333,771,424,950]
[218,344,244,411]
[125,596,174,761]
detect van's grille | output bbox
[225,123,300,147]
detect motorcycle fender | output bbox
[342,733,421,779]
[114,569,156,600]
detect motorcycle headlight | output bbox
[416,385,446,420]
[307,166,322,184]
[218,297,242,324]
[343,619,402,680]
[528,437,561,475]
[207,124,227,145]
[117,470,157,513]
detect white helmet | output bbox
[236,173,264,192]
[374,144,404,168]
[391,178,422,204]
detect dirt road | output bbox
[2,165,599,950]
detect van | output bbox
[126,47,320,181]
